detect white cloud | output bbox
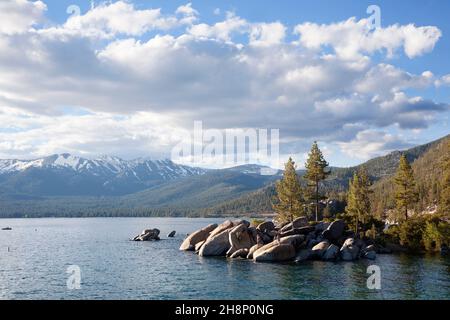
[435,74,450,87]
[188,12,248,41]
[294,17,441,59]
[0,0,46,35]
[338,130,412,160]
[249,22,286,47]
[0,106,184,159]
[0,1,448,163]
[61,1,194,37]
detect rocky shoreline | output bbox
[178,218,389,262]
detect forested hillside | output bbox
[0,135,447,218]
[371,136,449,218]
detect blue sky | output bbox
[0,0,448,168]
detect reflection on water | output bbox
[0,218,449,300]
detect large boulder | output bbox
[311,240,330,259]
[209,220,234,238]
[314,221,330,232]
[230,248,249,259]
[232,219,251,228]
[252,241,278,258]
[279,226,315,238]
[247,227,258,244]
[247,243,263,259]
[294,249,312,263]
[256,221,275,233]
[280,217,309,233]
[361,245,377,260]
[340,238,360,261]
[133,228,160,241]
[194,240,205,252]
[252,234,305,261]
[307,238,321,249]
[253,244,296,262]
[363,250,376,260]
[256,230,273,244]
[322,219,345,241]
[322,244,339,261]
[179,223,218,251]
[226,224,256,256]
[278,235,305,250]
[199,229,232,257]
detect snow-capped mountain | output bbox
[0,154,206,196]
[0,153,205,177]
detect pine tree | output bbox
[440,140,450,217]
[304,141,330,221]
[346,167,372,233]
[273,158,305,224]
[394,155,418,221]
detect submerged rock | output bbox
[167,230,176,238]
[294,249,312,263]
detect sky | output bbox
[0,0,449,169]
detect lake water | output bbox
[0,218,449,300]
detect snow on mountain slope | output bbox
[0,154,204,177]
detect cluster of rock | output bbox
[132,229,177,241]
[132,228,161,241]
[179,218,383,263]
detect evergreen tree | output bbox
[304,141,330,221]
[394,155,418,221]
[346,167,372,233]
[440,140,450,217]
[273,158,305,224]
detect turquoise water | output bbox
[0,218,449,300]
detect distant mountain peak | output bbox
[0,154,207,196]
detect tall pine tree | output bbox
[394,155,418,221]
[440,140,450,217]
[346,167,372,233]
[304,141,330,221]
[273,158,305,224]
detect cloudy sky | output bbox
[0,0,449,168]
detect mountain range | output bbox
[0,154,206,196]
[0,134,448,217]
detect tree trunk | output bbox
[315,182,319,222]
[404,185,408,221]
